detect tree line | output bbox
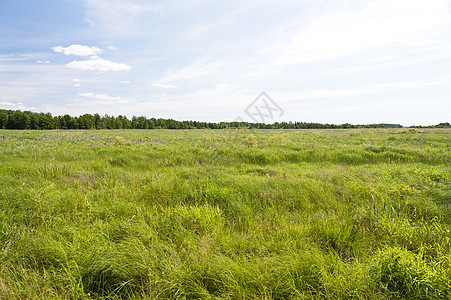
[410,122,451,128]
[0,109,406,130]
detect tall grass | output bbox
[0,129,450,299]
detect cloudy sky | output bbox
[1,0,450,125]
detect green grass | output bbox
[0,128,450,299]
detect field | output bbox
[0,129,450,299]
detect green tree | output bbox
[39,113,53,129]
[94,113,101,129]
[115,118,123,129]
[7,111,30,129]
[0,110,8,129]
[67,118,79,129]
[122,117,131,129]
[56,116,66,129]
[78,114,95,129]
[29,113,39,129]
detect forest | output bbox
[0,109,411,130]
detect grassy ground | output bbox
[0,128,450,299]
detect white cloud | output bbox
[79,92,129,103]
[107,46,117,50]
[0,101,37,110]
[73,78,81,82]
[36,60,50,64]
[66,58,131,72]
[52,44,103,56]
[120,80,131,84]
[74,83,81,87]
[152,82,177,89]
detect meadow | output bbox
[0,128,450,299]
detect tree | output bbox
[94,113,101,129]
[0,110,8,129]
[29,113,39,129]
[122,117,131,129]
[78,114,95,129]
[67,118,79,129]
[39,113,53,130]
[7,111,30,129]
[115,118,123,129]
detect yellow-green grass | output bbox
[0,129,450,299]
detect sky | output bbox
[0,0,451,126]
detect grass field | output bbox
[0,128,450,299]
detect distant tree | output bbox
[67,117,79,129]
[122,117,131,129]
[0,109,427,131]
[57,116,67,129]
[39,113,54,129]
[103,114,116,129]
[131,116,137,129]
[0,110,8,129]
[29,113,39,129]
[136,116,147,129]
[78,114,95,129]
[436,122,451,128]
[115,118,123,129]
[7,111,30,129]
[93,113,101,129]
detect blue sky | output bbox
[1,0,450,125]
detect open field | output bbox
[0,129,450,299]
